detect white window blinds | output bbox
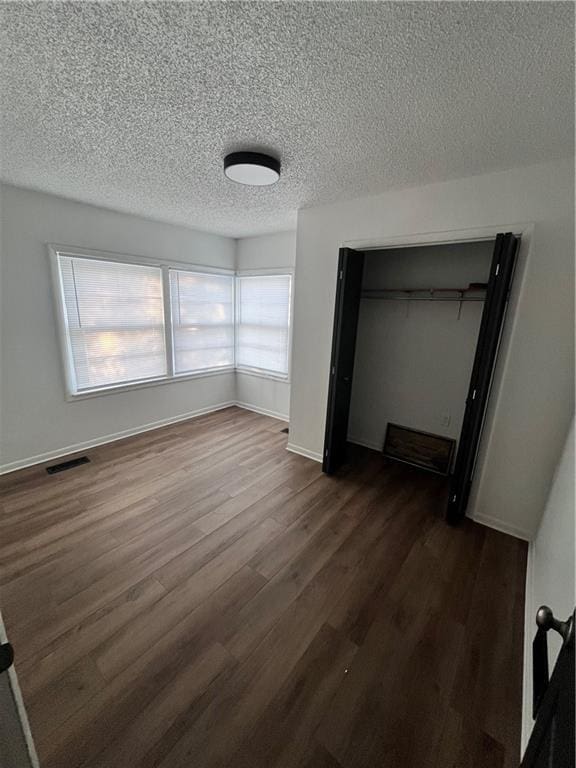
[54,250,291,396]
[57,255,167,392]
[236,274,291,376]
[169,270,235,374]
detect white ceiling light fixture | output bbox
[224,151,280,186]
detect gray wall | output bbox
[348,241,492,452]
[0,185,236,471]
[289,158,574,539]
[522,420,575,752]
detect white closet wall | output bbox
[348,241,493,453]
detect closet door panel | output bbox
[447,232,519,524]
[323,247,365,474]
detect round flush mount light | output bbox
[224,152,280,186]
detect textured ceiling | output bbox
[0,2,573,238]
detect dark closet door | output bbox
[323,247,365,474]
[446,232,519,524]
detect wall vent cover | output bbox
[46,456,90,474]
[383,424,455,475]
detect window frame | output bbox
[48,244,236,400]
[168,266,237,378]
[234,268,294,383]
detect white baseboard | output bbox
[521,540,535,756]
[0,401,236,475]
[467,511,532,542]
[235,402,289,422]
[286,442,323,463]
[347,435,383,452]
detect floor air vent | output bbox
[46,456,90,475]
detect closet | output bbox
[323,233,519,524]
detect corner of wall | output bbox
[232,236,240,272]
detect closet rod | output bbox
[362,286,486,301]
[361,295,485,302]
[362,286,487,294]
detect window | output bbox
[236,274,291,377]
[53,248,292,396]
[169,270,234,374]
[57,255,167,392]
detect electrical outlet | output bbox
[441,412,451,427]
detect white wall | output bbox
[235,231,296,421]
[289,158,574,539]
[0,185,236,471]
[349,242,492,452]
[522,420,575,753]
[235,231,296,272]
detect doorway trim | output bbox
[338,221,534,539]
[342,221,532,251]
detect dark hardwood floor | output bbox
[0,406,528,768]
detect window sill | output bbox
[235,368,290,384]
[66,367,235,401]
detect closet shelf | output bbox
[361,285,487,302]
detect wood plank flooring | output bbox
[0,406,528,768]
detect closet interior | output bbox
[347,240,494,472]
